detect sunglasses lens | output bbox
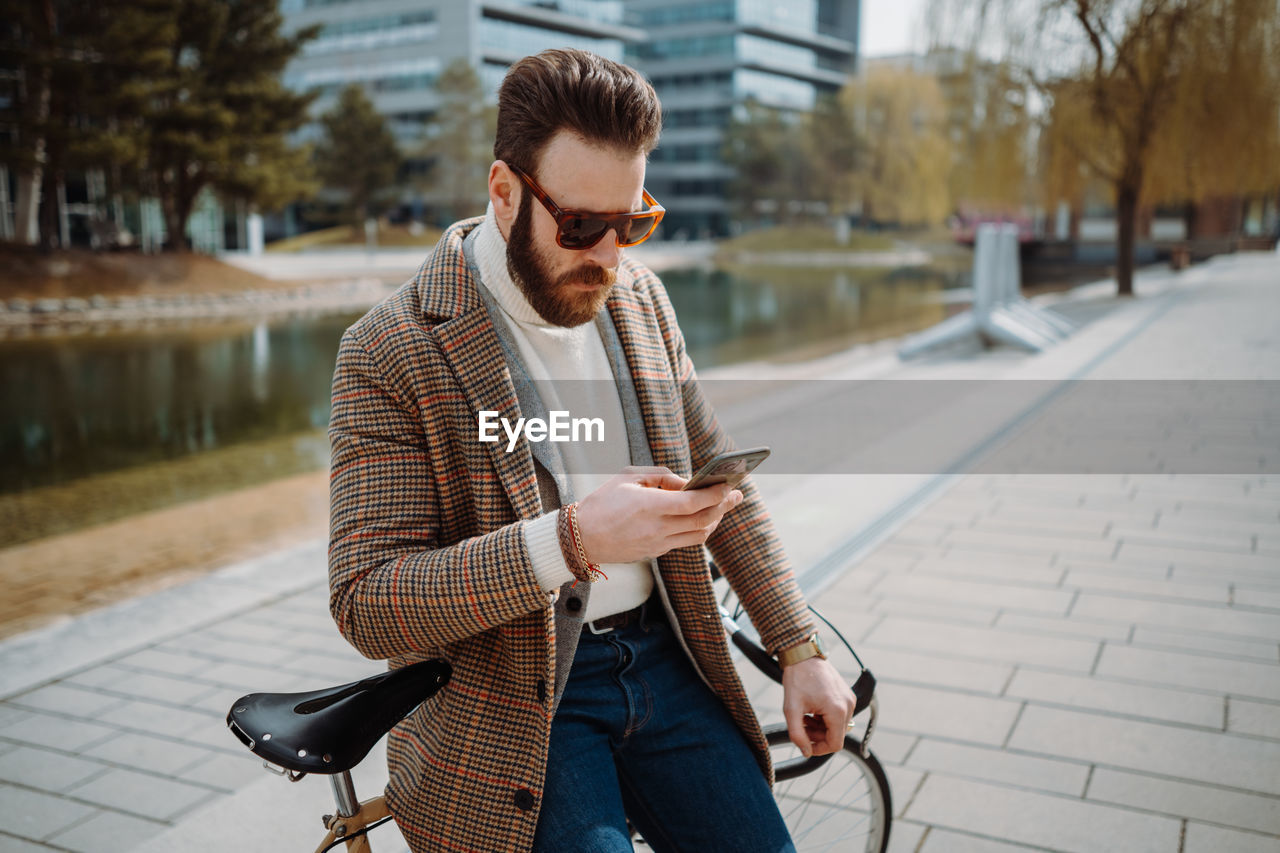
[559,216,609,249]
[616,214,661,247]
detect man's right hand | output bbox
[573,466,744,564]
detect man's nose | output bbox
[584,229,622,269]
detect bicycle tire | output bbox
[765,722,892,853]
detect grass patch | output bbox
[267,222,444,253]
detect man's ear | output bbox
[488,161,520,238]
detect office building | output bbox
[624,0,859,238]
[280,0,642,222]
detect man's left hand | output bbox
[781,657,857,758]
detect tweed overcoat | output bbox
[327,218,813,852]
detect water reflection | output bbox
[0,316,355,493]
[0,264,960,496]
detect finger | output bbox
[661,527,717,550]
[628,467,682,488]
[671,483,733,514]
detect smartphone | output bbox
[681,446,770,491]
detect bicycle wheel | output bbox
[765,722,892,853]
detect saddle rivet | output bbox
[262,733,272,741]
[297,749,308,758]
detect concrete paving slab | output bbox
[906,774,1183,853]
[857,645,1013,695]
[874,683,1022,745]
[1008,705,1280,796]
[1182,822,1280,853]
[873,574,1075,615]
[1060,568,1230,604]
[43,808,168,853]
[1003,668,1226,728]
[866,617,1101,671]
[1226,697,1280,740]
[0,746,109,794]
[1095,644,1280,701]
[884,818,929,853]
[993,612,1131,642]
[0,712,119,753]
[6,684,128,720]
[0,782,99,843]
[82,731,215,776]
[918,827,1053,852]
[1087,767,1280,836]
[1129,626,1280,663]
[906,738,1090,796]
[63,767,219,822]
[1073,594,1280,640]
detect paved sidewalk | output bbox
[0,253,1275,852]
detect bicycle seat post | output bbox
[331,770,360,818]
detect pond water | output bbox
[0,264,963,507]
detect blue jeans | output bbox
[531,607,795,853]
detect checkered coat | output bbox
[327,218,813,852]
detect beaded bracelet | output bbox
[557,502,608,587]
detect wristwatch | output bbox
[777,632,827,668]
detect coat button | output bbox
[535,678,546,702]
[566,596,583,613]
[514,788,536,811]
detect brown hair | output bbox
[494,49,662,176]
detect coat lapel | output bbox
[424,225,543,523]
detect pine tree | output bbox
[313,84,401,227]
[139,0,318,250]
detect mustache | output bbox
[556,264,616,289]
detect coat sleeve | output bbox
[327,326,549,661]
[638,271,815,656]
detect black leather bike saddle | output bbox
[226,659,451,776]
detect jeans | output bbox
[531,606,795,853]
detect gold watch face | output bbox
[812,633,827,659]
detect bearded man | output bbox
[327,48,854,853]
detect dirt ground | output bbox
[0,470,330,640]
[0,245,300,300]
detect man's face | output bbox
[503,131,647,328]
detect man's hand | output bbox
[574,466,743,564]
[781,657,857,758]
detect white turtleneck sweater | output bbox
[472,206,654,621]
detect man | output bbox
[327,49,855,852]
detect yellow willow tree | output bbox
[945,54,1037,214]
[843,66,952,226]
[1141,0,1280,230]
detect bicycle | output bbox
[226,575,891,853]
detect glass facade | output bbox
[632,34,734,61]
[290,57,442,97]
[625,0,858,237]
[304,11,438,55]
[626,1,734,26]
[737,34,817,70]
[480,18,624,63]
[739,0,819,33]
[507,0,625,25]
[734,69,816,110]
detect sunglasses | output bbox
[508,164,665,250]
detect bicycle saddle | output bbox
[226,659,451,776]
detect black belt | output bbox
[583,595,665,635]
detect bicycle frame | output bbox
[314,772,390,853]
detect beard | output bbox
[506,188,616,328]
